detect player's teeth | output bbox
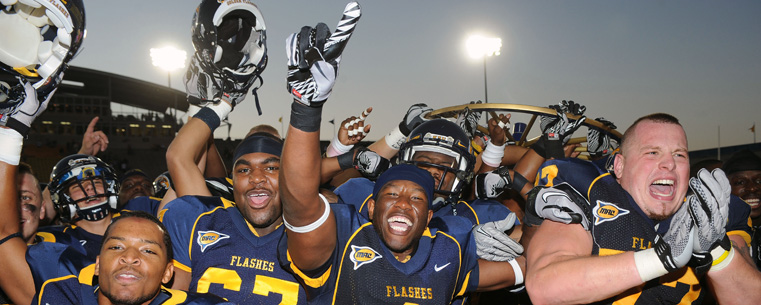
[652,179,674,185]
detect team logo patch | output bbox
[593,200,629,225]
[349,245,382,270]
[196,231,230,252]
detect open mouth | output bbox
[388,215,412,234]
[649,179,675,198]
[246,190,271,208]
[745,198,760,208]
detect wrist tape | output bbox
[290,102,323,132]
[508,258,524,286]
[481,141,506,167]
[710,243,734,272]
[327,135,353,157]
[384,125,407,150]
[633,248,669,282]
[0,128,23,165]
[283,194,330,233]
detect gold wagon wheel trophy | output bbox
[427,103,622,160]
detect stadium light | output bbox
[150,46,187,122]
[466,35,501,102]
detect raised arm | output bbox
[281,2,360,271]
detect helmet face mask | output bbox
[398,120,475,205]
[190,0,267,102]
[49,154,119,223]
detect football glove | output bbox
[472,213,524,262]
[587,117,618,157]
[353,147,389,180]
[0,78,56,136]
[634,200,695,281]
[688,168,733,273]
[525,183,591,230]
[474,165,511,199]
[286,2,360,107]
[455,101,483,139]
[398,103,433,136]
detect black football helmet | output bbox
[189,0,266,105]
[48,154,119,223]
[398,119,476,206]
[0,0,85,95]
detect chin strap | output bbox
[75,199,112,222]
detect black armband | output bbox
[290,102,323,132]
[511,172,530,193]
[337,149,355,170]
[0,232,21,246]
[193,107,222,131]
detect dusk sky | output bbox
[73,0,761,151]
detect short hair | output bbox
[620,113,682,155]
[17,162,41,192]
[103,211,173,264]
[17,162,34,176]
[246,124,280,138]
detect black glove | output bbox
[587,117,618,157]
[474,166,511,199]
[532,101,587,159]
[286,2,361,107]
[398,103,433,136]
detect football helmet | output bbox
[398,119,476,205]
[189,0,266,108]
[152,171,172,198]
[0,0,86,93]
[48,154,119,223]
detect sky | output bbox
[73,0,761,151]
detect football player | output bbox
[525,113,761,304]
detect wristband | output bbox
[0,232,21,246]
[192,101,232,132]
[326,135,353,158]
[710,245,734,272]
[283,194,330,233]
[481,141,506,168]
[384,125,407,150]
[337,150,354,170]
[508,258,524,286]
[0,128,23,165]
[633,248,669,282]
[512,172,530,194]
[290,102,323,132]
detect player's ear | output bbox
[613,153,624,178]
[39,205,46,220]
[94,256,100,276]
[426,209,433,226]
[367,198,375,219]
[162,262,174,284]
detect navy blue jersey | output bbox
[161,196,306,304]
[279,204,480,304]
[26,224,104,291]
[536,157,753,243]
[34,265,232,305]
[123,196,163,216]
[335,177,514,226]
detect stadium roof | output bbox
[59,66,188,113]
